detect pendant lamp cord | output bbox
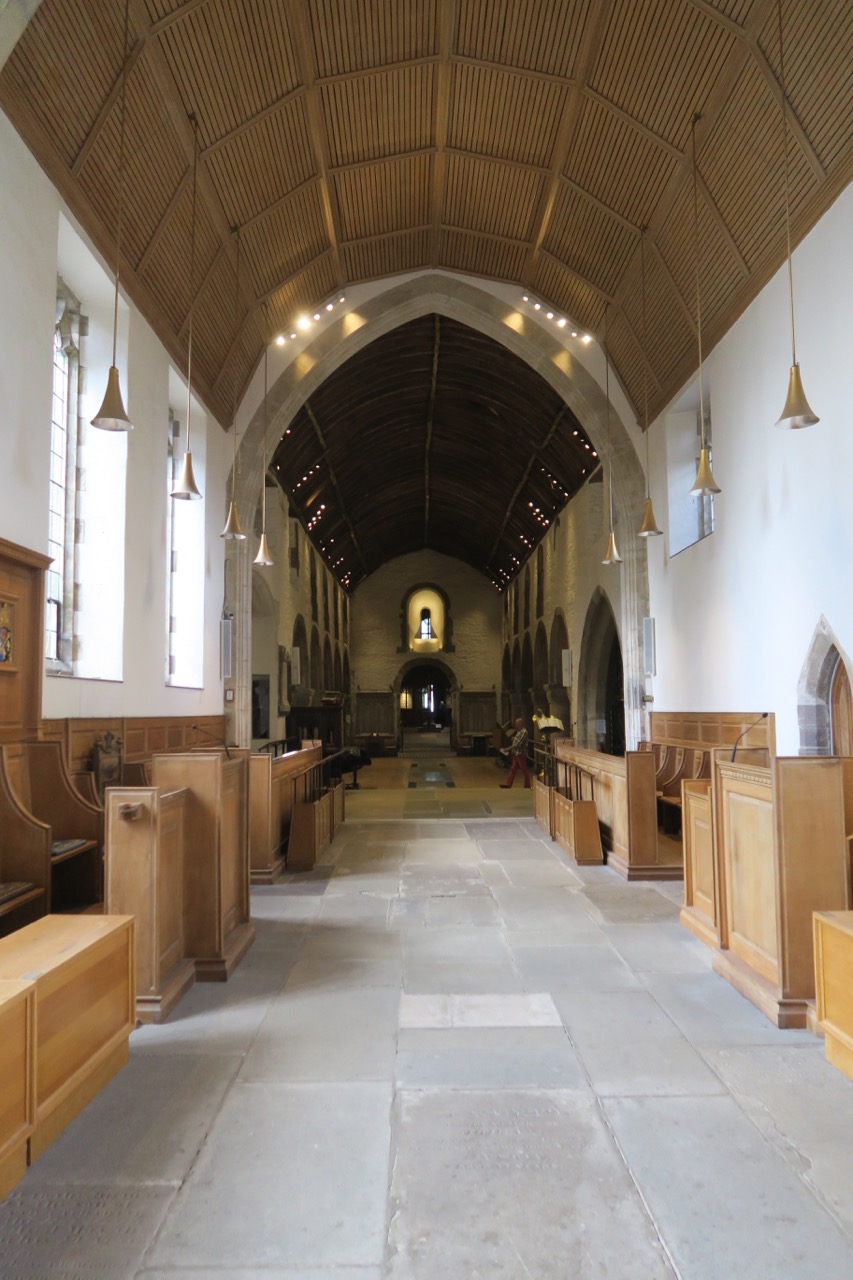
[691,114,707,453]
[112,0,130,369]
[777,0,796,365]
[640,228,651,499]
[185,114,199,452]
[232,227,241,499]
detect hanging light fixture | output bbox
[254,330,273,566]
[689,114,721,498]
[91,0,133,431]
[774,0,818,429]
[171,113,202,500]
[601,304,622,566]
[636,229,662,537]
[221,228,246,540]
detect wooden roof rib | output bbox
[2,0,852,584]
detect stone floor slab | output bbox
[395,1028,587,1090]
[603,921,712,974]
[146,1084,392,1271]
[0,1185,176,1279]
[642,971,817,1047]
[387,1089,675,1278]
[241,987,400,1082]
[604,1094,853,1277]
[512,942,641,992]
[450,992,562,1027]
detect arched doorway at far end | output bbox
[577,589,624,756]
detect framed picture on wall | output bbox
[0,599,16,672]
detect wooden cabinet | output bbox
[0,915,135,1161]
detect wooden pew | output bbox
[814,911,853,1081]
[152,752,254,981]
[680,777,716,948]
[105,787,196,1023]
[0,978,35,1200]
[0,915,135,1162]
[250,746,321,883]
[0,751,50,936]
[6,742,103,912]
[711,755,850,1027]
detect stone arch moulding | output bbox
[392,654,460,750]
[396,582,455,654]
[229,272,648,747]
[797,615,853,756]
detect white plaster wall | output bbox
[0,109,229,719]
[646,181,853,754]
[350,551,502,695]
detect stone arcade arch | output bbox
[548,611,571,732]
[577,587,624,755]
[227,273,649,749]
[798,616,853,756]
[392,655,460,748]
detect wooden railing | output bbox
[286,750,348,872]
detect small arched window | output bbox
[419,608,433,639]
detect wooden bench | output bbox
[0,978,35,1200]
[2,742,102,912]
[0,914,135,1162]
[0,749,50,936]
[814,911,853,1081]
[250,745,321,883]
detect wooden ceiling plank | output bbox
[683,0,746,40]
[316,53,441,86]
[697,172,749,277]
[286,0,345,286]
[450,52,576,91]
[582,87,684,161]
[424,314,440,542]
[430,0,455,266]
[137,165,191,274]
[561,175,641,237]
[200,84,308,158]
[331,144,436,174]
[748,38,825,182]
[257,246,336,306]
[523,1,615,284]
[71,36,147,178]
[447,144,550,176]
[302,402,368,579]
[149,0,213,38]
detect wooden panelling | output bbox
[453,0,590,78]
[712,757,851,1028]
[649,711,775,754]
[680,779,716,947]
[0,979,34,1202]
[0,915,135,1162]
[0,539,49,747]
[151,753,254,982]
[105,787,195,1023]
[448,63,567,167]
[814,911,853,1083]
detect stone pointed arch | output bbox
[229,272,648,747]
[797,615,853,755]
[577,586,623,753]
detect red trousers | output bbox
[505,753,531,788]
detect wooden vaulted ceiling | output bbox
[3,0,853,586]
[272,314,599,589]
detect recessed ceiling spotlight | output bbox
[522,294,529,302]
[546,312,554,320]
[290,332,297,340]
[571,330,578,338]
[276,334,285,346]
[339,295,345,303]
[581,334,592,344]
[533,303,541,311]
[297,316,310,330]
[557,318,566,328]
[326,303,334,311]
[313,313,321,321]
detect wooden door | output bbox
[831,661,853,756]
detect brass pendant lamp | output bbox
[171,114,202,500]
[637,229,662,537]
[91,0,133,431]
[774,0,818,429]
[220,228,246,540]
[689,114,721,498]
[253,333,273,566]
[601,305,622,566]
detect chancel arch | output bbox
[229,273,649,749]
[577,588,624,755]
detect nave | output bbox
[3,798,853,1278]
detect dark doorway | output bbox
[604,634,625,757]
[400,664,452,730]
[252,675,270,739]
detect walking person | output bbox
[500,717,531,789]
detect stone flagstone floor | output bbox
[3,810,853,1277]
